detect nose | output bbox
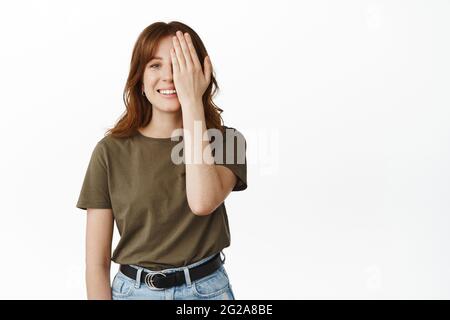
[161,63,174,81]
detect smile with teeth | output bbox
[158,89,177,95]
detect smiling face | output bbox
[142,35,181,112]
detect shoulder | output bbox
[86,135,129,163]
[221,125,245,137]
[96,133,134,152]
[221,125,246,145]
[98,133,125,145]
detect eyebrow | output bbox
[150,56,163,61]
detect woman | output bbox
[76,21,247,300]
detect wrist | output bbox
[182,101,205,119]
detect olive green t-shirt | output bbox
[76,125,247,270]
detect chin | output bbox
[154,103,181,113]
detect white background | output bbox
[0,0,449,299]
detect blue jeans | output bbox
[111,251,235,300]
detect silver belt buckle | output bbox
[144,272,167,290]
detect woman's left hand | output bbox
[171,30,212,109]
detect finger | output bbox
[184,32,202,70]
[172,35,186,71]
[204,56,212,85]
[170,48,180,74]
[176,31,193,69]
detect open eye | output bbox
[150,64,160,69]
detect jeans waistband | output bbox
[129,251,224,275]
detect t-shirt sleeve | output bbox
[214,127,247,192]
[76,141,112,210]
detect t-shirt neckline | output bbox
[136,129,183,142]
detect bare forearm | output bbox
[182,103,223,214]
[86,265,112,300]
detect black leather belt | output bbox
[119,253,223,290]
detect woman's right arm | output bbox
[85,208,114,300]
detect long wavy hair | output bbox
[106,21,224,138]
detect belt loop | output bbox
[135,267,143,289]
[183,267,192,288]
